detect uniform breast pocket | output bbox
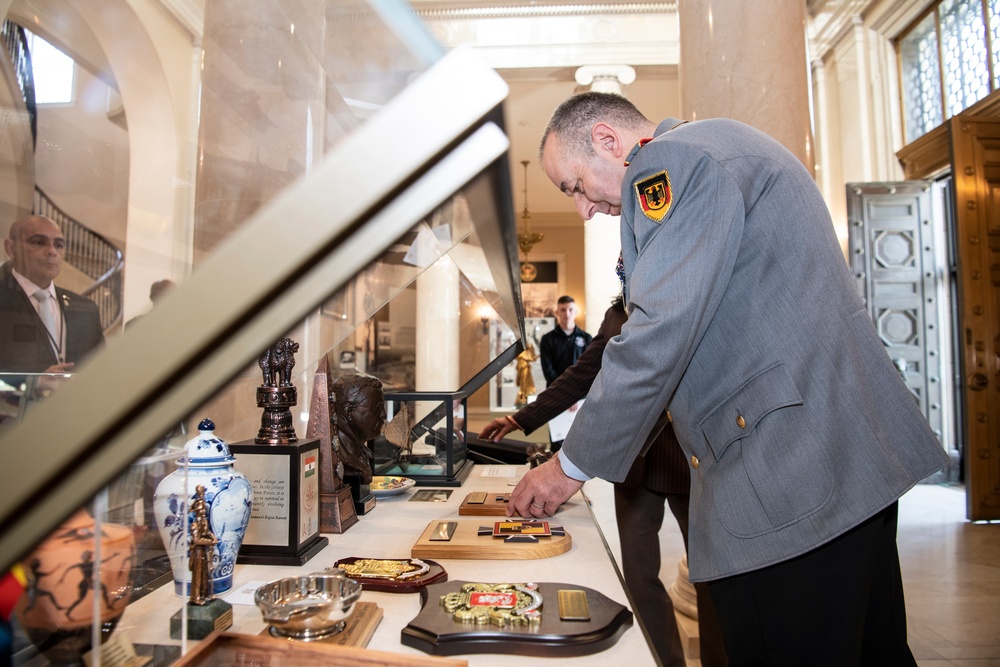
[700,363,833,538]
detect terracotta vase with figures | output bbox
[14,510,134,665]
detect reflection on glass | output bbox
[0,0,521,661]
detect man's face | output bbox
[556,301,578,329]
[352,387,387,442]
[4,217,65,288]
[541,133,626,221]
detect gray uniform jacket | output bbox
[561,117,949,582]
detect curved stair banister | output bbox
[1,19,36,148]
[34,186,124,333]
[0,19,125,335]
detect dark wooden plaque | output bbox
[333,556,448,593]
[401,581,633,657]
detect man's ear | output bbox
[592,122,623,158]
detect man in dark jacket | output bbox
[480,296,726,667]
[0,215,104,375]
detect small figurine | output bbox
[168,482,232,638]
[255,337,300,444]
[259,338,299,387]
[514,343,539,408]
[188,485,217,606]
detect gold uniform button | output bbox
[690,455,699,469]
[666,410,673,423]
[736,415,746,429]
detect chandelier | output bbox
[517,160,543,259]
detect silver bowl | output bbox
[254,570,362,641]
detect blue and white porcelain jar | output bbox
[153,418,253,596]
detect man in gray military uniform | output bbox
[509,92,949,665]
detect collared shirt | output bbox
[11,269,65,362]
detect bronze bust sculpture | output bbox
[330,373,386,484]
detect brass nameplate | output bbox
[467,492,488,504]
[429,521,457,541]
[557,589,590,621]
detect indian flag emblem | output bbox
[305,455,316,477]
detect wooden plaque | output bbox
[458,492,563,516]
[411,520,571,560]
[458,492,513,516]
[334,556,448,593]
[259,601,382,648]
[174,631,467,667]
[401,581,633,657]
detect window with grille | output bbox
[899,0,998,143]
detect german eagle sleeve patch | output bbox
[634,170,672,222]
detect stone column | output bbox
[678,0,814,174]
[576,66,635,334]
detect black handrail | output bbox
[0,20,125,334]
[1,20,36,148]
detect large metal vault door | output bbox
[846,182,955,471]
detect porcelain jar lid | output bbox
[178,418,235,466]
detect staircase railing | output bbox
[34,187,124,332]
[1,19,36,147]
[0,19,125,333]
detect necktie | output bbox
[34,289,59,350]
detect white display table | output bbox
[117,464,657,666]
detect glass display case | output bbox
[0,0,528,664]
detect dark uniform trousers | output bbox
[707,502,914,666]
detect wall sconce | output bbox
[478,305,492,335]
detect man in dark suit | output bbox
[537,294,591,451]
[480,295,726,667]
[509,92,949,664]
[0,215,104,375]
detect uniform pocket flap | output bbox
[700,363,804,461]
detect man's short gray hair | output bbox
[538,92,650,161]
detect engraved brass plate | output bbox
[467,492,488,504]
[557,589,590,621]
[429,521,457,541]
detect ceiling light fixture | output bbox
[517,160,543,282]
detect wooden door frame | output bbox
[899,111,1000,521]
[949,116,1000,521]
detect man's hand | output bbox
[507,454,583,518]
[478,416,519,443]
[34,363,75,397]
[43,362,74,374]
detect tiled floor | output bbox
[585,481,1000,666]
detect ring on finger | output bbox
[531,501,544,509]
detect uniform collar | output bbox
[623,119,689,166]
